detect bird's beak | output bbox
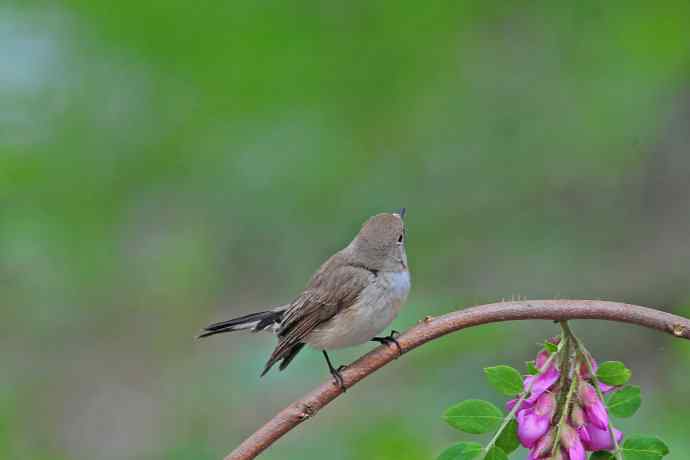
[396,208,406,219]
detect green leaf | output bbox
[526,360,539,375]
[443,399,503,434]
[622,436,670,460]
[484,365,524,396]
[607,385,641,418]
[590,452,616,460]
[495,419,519,454]
[485,446,508,460]
[544,341,558,353]
[596,361,631,386]
[436,442,483,460]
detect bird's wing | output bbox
[261,263,370,375]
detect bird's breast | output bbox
[387,269,411,306]
[304,269,411,350]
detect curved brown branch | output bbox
[225,299,690,460]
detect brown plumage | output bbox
[198,210,410,388]
[261,261,370,375]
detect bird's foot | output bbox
[330,367,346,391]
[371,330,402,356]
[322,351,347,391]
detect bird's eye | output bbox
[397,234,404,243]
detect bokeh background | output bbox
[2,1,690,459]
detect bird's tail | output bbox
[196,308,285,339]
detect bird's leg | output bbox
[322,350,346,391]
[371,330,402,356]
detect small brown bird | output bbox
[198,209,410,389]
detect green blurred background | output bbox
[2,1,689,459]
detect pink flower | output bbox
[578,381,608,430]
[515,337,625,458]
[517,408,550,448]
[561,424,586,460]
[536,349,550,369]
[517,392,556,448]
[525,366,560,403]
[530,429,554,459]
[547,336,561,346]
[578,355,616,394]
[517,409,549,448]
[568,443,585,460]
[582,424,624,451]
[584,399,609,430]
[505,398,533,413]
[576,425,591,446]
[535,392,557,417]
[599,382,616,394]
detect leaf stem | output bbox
[561,321,623,460]
[479,336,564,459]
[550,350,577,457]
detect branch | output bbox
[225,299,690,460]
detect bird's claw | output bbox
[372,330,403,356]
[330,368,346,391]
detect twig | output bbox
[550,331,577,457]
[224,300,690,460]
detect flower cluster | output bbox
[439,323,667,460]
[509,341,623,459]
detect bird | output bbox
[197,209,410,390]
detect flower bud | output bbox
[599,381,616,394]
[582,423,624,451]
[577,381,598,406]
[576,425,591,446]
[577,381,609,430]
[560,423,586,460]
[531,428,555,458]
[535,350,550,370]
[585,397,609,430]
[571,403,586,428]
[547,336,561,346]
[578,353,596,379]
